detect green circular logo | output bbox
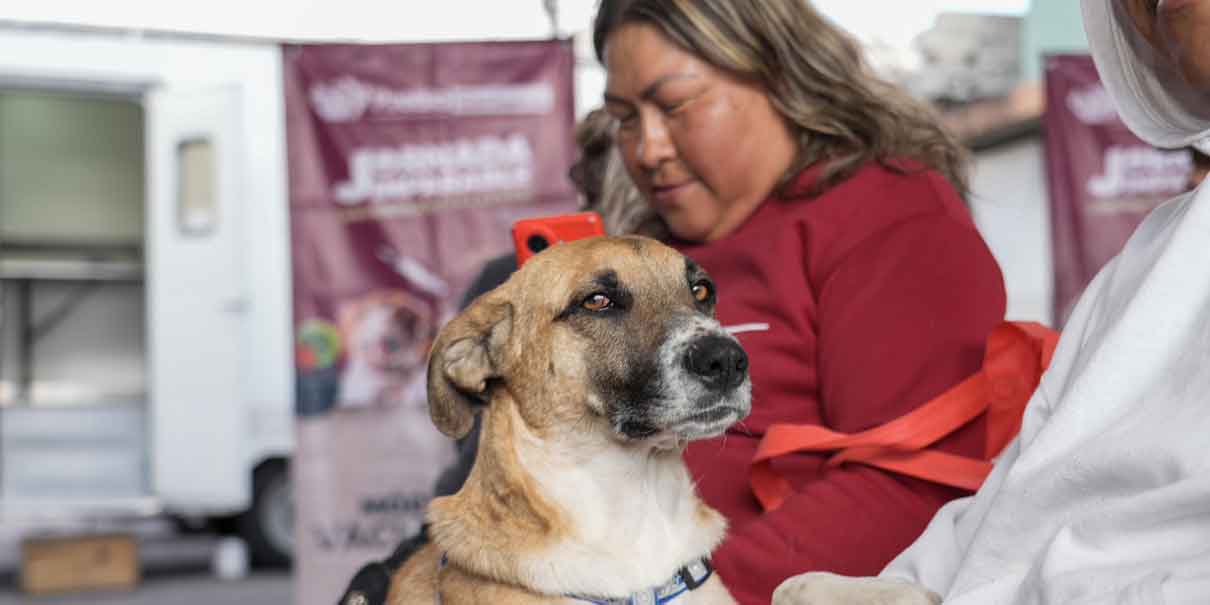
[296,319,342,370]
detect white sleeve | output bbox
[878,432,1023,594]
[1160,572,1210,605]
[879,255,1121,595]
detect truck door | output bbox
[145,86,248,513]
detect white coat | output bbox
[880,1,1210,603]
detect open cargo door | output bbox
[145,86,247,513]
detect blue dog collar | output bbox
[569,557,714,605]
[436,554,713,605]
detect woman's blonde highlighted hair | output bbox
[593,0,970,197]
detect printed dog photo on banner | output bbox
[336,289,436,410]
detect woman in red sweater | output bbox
[595,1,1007,603]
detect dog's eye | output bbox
[691,281,713,303]
[582,293,614,312]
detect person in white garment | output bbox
[773,0,1210,603]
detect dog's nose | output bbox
[684,335,748,391]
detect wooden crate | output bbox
[20,533,140,595]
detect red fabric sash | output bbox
[750,321,1059,512]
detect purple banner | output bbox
[1043,54,1191,325]
[283,40,576,605]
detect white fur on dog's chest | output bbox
[512,426,730,601]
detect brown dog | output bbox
[387,236,751,604]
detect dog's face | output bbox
[427,236,751,447]
[353,303,423,371]
[342,294,433,376]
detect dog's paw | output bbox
[772,572,941,605]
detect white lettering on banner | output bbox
[1086,146,1192,199]
[309,76,555,123]
[333,134,535,205]
[1066,84,1119,125]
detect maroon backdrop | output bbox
[283,40,576,604]
[1043,54,1192,326]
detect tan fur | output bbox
[389,544,733,605]
[388,545,581,605]
[388,236,743,605]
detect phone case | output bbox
[512,212,606,266]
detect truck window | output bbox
[177,138,217,236]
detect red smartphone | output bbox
[512,212,606,266]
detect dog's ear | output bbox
[426,296,513,438]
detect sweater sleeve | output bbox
[712,212,1007,605]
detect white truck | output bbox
[0,10,611,569]
[0,23,295,564]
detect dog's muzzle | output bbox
[624,314,751,445]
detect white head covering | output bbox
[1082,0,1210,153]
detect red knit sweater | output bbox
[672,162,1006,605]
